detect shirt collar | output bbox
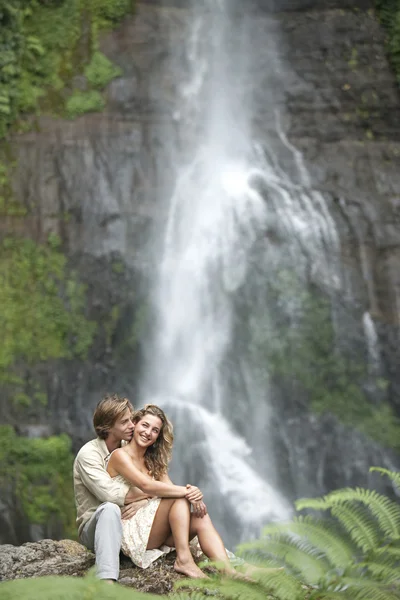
[96,438,127,465]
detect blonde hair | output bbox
[133,404,173,479]
[93,394,134,439]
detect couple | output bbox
[73,394,235,581]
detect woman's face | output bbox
[133,413,163,449]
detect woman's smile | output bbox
[134,414,162,447]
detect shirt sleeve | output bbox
[75,448,129,506]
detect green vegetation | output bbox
[85,50,122,88]
[0,0,135,137]
[376,0,400,83]
[66,89,105,118]
[0,425,76,538]
[179,468,400,599]
[0,572,161,600]
[0,235,96,402]
[258,271,400,450]
[0,158,27,215]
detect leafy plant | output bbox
[0,572,161,600]
[0,235,96,405]
[0,425,76,538]
[175,469,400,600]
[0,0,135,136]
[236,468,400,599]
[66,89,105,117]
[376,0,400,84]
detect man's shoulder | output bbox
[75,438,104,463]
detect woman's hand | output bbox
[185,484,203,503]
[192,500,207,518]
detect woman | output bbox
[106,404,236,578]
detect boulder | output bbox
[0,539,203,595]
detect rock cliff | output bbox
[1,0,400,544]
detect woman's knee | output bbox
[191,513,212,533]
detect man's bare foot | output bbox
[174,557,209,579]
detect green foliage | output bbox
[376,0,400,84]
[0,0,134,136]
[90,0,133,26]
[259,270,400,450]
[370,467,400,491]
[226,468,400,599]
[84,51,122,88]
[66,89,105,118]
[0,572,161,600]
[0,425,76,537]
[0,236,96,395]
[0,158,28,215]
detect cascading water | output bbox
[140,0,344,546]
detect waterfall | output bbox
[140,0,342,546]
[363,311,381,381]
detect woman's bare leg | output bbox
[189,514,233,572]
[147,498,207,578]
[146,499,174,550]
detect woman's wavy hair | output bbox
[133,404,173,480]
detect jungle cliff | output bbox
[0,0,400,544]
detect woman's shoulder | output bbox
[110,446,131,462]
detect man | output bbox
[73,394,146,582]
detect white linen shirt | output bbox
[73,438,129,537]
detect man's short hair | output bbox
[93,394,134,439]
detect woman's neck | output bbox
[128,439,147,462]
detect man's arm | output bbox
[75,450,129,506]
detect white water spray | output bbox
[141,0,342,544]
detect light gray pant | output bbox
[80,502,122,580]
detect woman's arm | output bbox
[159,472,207,516]
[108,450,202,500]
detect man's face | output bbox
[107,408,134,443]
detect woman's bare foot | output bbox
[174,556,208,579]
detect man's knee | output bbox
[97,502,121,522]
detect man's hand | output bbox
[121,499,148,520]
[192,500,207,518]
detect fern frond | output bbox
[331,577,400,600]
[236,553,283,569]
[330,504,380,553]
[173,593,209,600]
[375,543,400,558]
[370,467,400,493]
[299,487,400,543]
[248,568,306,600]
[175,577,267,600]
[261,515,354,570]
[309,593,359,600]
[210,578,276,600]
[239,534,329,585]
[296,495,330,511]
[328,488,400,539]
[360,560,400,584]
